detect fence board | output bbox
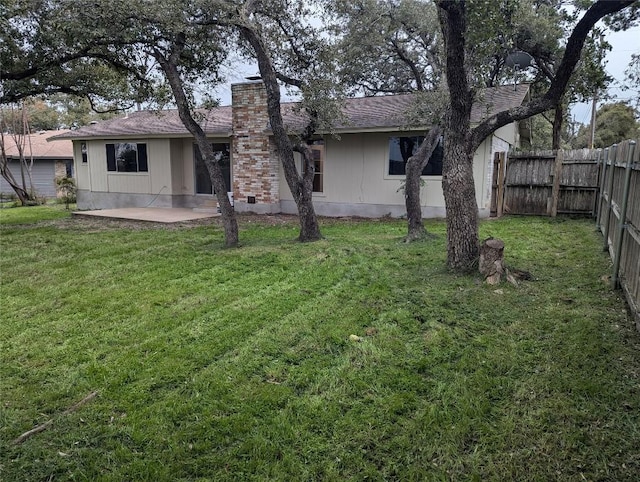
[502,149,600,217]
[596,139,639,331]
[499,142,639,330]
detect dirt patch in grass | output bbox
[10,212,395,234]
[8,212,302,232]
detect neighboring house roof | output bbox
[3,130,73,158]
[54,84,529,140]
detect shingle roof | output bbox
[54,107,232,140]
[470,84,530,123]
[4,130,73,158]
[54,84,529,140]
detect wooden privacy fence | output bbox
[491,149,600,217]
[491,142,640,328]
[596,139,639,329]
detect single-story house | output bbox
[53,81,529,218]
[1,130,74,199]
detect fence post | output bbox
[602,144,617,253]
[549,150,563,217]
[497,152,506,217]
[596,148,608,229]
[611,140,636,289]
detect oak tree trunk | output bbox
[239,25,322,242]
[438,1,479,272]
[293,142,322,241]
[442,138,479,272]
[405,156,426,240]
[155,40,239,248]
[437,0,634,271]
[404,126,442,242]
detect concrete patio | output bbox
[73,207,219,223]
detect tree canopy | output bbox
[0,0,152,108]
[573,101,640,148]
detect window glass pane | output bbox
[388,136,443,176]
[194,143,231,194]
[116,143,138,172]
[303,143,324,193]
[106,142,148,172]
[194,146,213,194]
[312,148,323,192]
[81,142,88,163]
[388,137,413,175]
[137,144,148,172]
[106,144,116,171]
[212,143,231,193]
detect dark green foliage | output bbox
[55,177,76,209]
[573,101,640,148]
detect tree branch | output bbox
[470,0,635,152]
[275,72,303,88]
[389,38,425,91]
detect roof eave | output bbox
[52,131,233,141]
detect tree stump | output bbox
[479,238,505,285]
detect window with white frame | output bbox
[388,136,443,176]
[106,142,148,172]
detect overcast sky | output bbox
[571,24,640,125]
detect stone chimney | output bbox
[231,81,280,214]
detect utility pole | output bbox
[588,96,597,149]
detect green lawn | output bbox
[1,207,639,481]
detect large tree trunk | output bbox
[404,126,442,241]
[155,41,239,248]
[442,138,479,271]
[239,25,322,242]
[437,1,479,272]
[552,104,563,150]
[405,156,426,240]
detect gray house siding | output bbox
[0,159,58,198]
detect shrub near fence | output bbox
[596,139,639,329]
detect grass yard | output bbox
[1,207,639,481]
